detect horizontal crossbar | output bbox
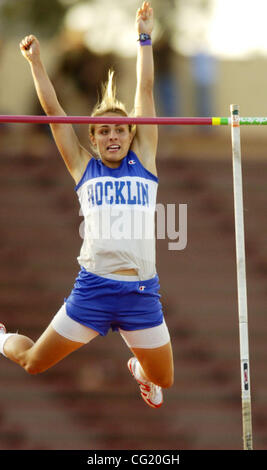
[1,115,267,125]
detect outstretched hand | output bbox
[20,35,40,63]
[136,1,154,35]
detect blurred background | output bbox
[0,0,267,450]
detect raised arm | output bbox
[132,2,158,175]
[20,35,91,183]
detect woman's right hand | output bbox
[20,35,40,63]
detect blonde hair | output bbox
[89,70,133,137]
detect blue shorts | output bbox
[65,268,163,336]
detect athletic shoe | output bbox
[127,357,163,409]
[0,323,6,335]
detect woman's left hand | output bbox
[136,1,154,35]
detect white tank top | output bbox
[75,150,158,281]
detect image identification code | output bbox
[87,453,180,466]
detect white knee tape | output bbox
[0,333,17,357]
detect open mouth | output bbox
[107,145,121,152]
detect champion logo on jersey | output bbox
[128,160,136,165]
[139,285,146,291]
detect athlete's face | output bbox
[90,113,134,168]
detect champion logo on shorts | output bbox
[139,285,146,291]
[128,160,136,165]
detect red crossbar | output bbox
[0,115,213,125]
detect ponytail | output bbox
[89,70,131,137]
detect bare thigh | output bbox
[23,325,85,373]
[131,341,174,389]
[5,324,98,374]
